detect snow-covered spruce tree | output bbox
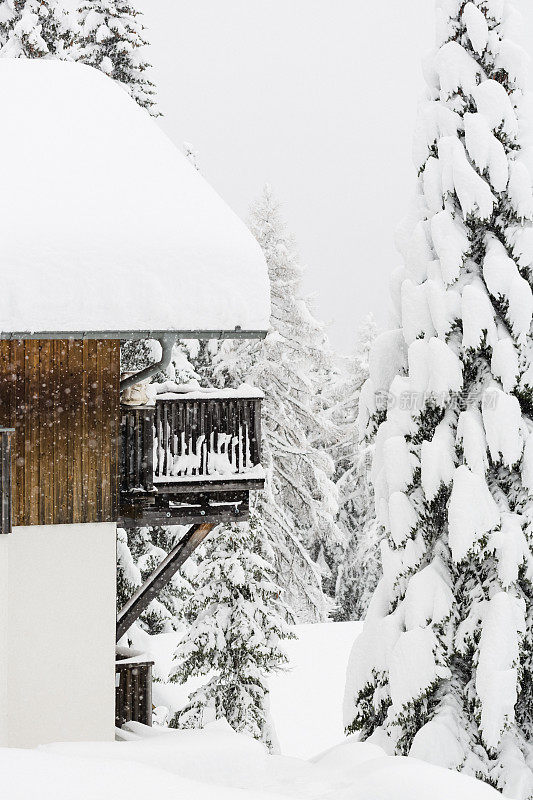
[0,0,74,58]
[335,483,381,622]
[322,316,382,620]
[169,516,294,750]
[344,2,533,795]
[0,1,15,48]
[121,338,155,374]
[215,186,341,622]
[117,525,195,638]
[133,526,195,634]
[117,526,141,614]
[177,339,219,387]
[76,0,158,115]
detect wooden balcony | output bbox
[119,390,264,527]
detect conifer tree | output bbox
[133,526,195,634]
[0,0,74,58]
[321,316,381,619]
[117,526,195,637]
[121,338,155,374]
[170,517,294,750]
[76,0,158,115]
[117,526,141,616]
[176,339,218,387]
[344,3,533,795]
[215,187,341,622]
[0,1,16,48]
[334,446,381,621]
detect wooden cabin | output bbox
[0,60,269,748]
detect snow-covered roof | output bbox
[0,60,270,338]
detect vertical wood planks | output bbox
[57,340,69,525]
[0,339,120,527]
[81,339,90,523]
[120,405,155,493]
[69,339,84,523]
[39,340,52,525]
[115,659,154,728]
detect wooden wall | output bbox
[0,340,120,526]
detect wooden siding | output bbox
[0,339,120,526]
[115,654,154,728]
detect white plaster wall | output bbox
[0,537,9,746]
[2,522,116,748]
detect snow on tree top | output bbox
[0,59,270,336]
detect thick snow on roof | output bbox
[0,60,270,336]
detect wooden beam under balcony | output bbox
[119,497,249,529]
[152,477,265,494]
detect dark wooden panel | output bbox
[0,339,120,527]
[39,340,52,526]
[57,340,69,525]
[115,657,154,728]
[0,428,14,534]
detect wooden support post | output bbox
[116,522,215,642]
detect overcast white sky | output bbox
[134,0,533,351]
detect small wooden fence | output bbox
[0,428,14,534]
[121,395,262,494]
[115,648,154,728]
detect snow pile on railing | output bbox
[150,380,264,402]
[149,381,264,482]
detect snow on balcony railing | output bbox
[121,384,263,493]
[154,386,262,483]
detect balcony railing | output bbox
[120,390,264,500]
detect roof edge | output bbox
[0,329,268,341]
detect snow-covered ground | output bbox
[1,622,504,799]
[132,620,362,759]
[5,717,502,800]
[269,621,362,758]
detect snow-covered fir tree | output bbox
[170,516,294,751]
[0,0,18,49]
[215,186,341,622]
[344,2,533,796]
[117,526,141,617]
[328,317,382,621]
[117,525,195,641]
[132,526,195,634]
[334,456,381,622]
[0,0,74,58]
[121,338,155,374]
[76,0,158,115]
[178,339,218,387]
